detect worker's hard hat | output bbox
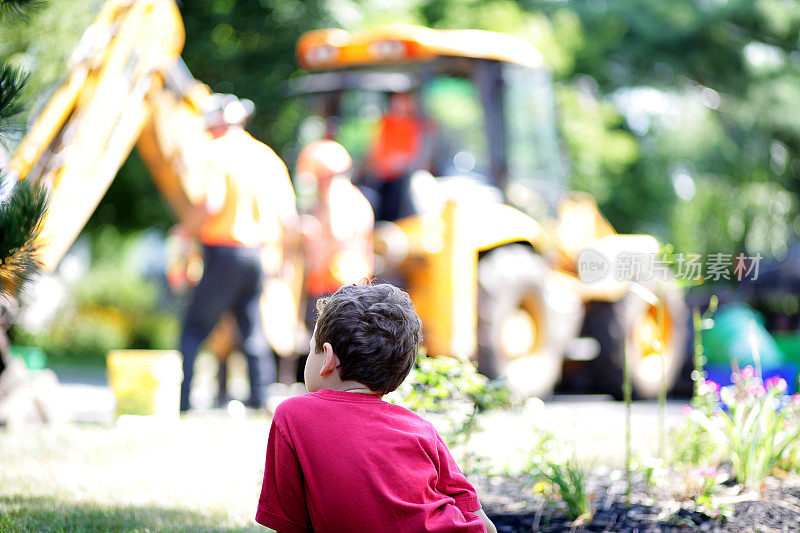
[202,93,255,128]
[296,140,352,179]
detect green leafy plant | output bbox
[670,403,721,468]
[13,230,179,362]
[523,416,593,524]
[691,297,718,399]
[530,456,592,523]
[686,367,800,491]
[630,453,666,490]
[679,465,728,517]
[387,353,514,454]
[668,299,721,466]
[0,2,48,297]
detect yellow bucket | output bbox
[106,350,183,418]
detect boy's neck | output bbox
[321,380,380,396]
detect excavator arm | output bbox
[8,0,305,359]
[8,0,210,271]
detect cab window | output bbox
[503,64,564,218]
[422,76,489,180]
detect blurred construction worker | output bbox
[173,93,297,411]
[297,140,374,332]
[363,92,431,221]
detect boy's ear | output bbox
[320,342,339,376]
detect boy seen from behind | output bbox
[255,283,496,533]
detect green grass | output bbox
[0,495,255,532]
[0,415,273,532]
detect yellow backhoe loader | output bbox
[289,26,689,398]
[9,0,688,399]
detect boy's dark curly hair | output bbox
[314,283,423,394]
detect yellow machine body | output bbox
[294,25,686,397]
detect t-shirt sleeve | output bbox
[255,417,311,532]
[434,433,481,513]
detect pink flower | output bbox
[681,405,694,417]
[704,380,720,394]
[745,384,766,398]
[790,394,800,406]
[765,376,787,392]
[691,465,717,478]
[740,366,756,380]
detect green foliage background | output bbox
[4,0,800,258]
[11,228,179,362]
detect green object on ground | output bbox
[702,304,785,368]
[10,346,47,370]
[773,333,800,365]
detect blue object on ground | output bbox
[705,363,798,395]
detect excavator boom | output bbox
[9,0,204,271]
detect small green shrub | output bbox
[630,453,667,490]
[13,230,179,362]
[669,379,724,468]
[522,411,593,523]
[387,353,514,451]
[25,306,129,361]
[530,456,592,523]
[679,465,728,517]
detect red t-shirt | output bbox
[255,389,485,533]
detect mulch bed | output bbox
[474,470,800,532]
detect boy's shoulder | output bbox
[271,392,317,418]
[272,391,436,432]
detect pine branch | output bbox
[0,64,26,120]
[0,0,42,20]
[0,179,48,294]
[0,64,27,145]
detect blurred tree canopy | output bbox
[4,0,800,260]
[525,0,800,258]
[179,0,800,259]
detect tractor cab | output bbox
[287,26,687,400]
[288,26,566,223]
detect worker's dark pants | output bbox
[359,174,413,222]
[179,245,275,411]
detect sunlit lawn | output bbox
[0,354,678,533]
[0,414,272,532]
[0,400,678,530]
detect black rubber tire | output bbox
[476,245,563,398]
[581,301,626,400]
[582,281,689,400]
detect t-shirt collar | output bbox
[314,388,384,403]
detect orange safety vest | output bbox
[304,178,374,296]
[199,130,296,257]
[370,115,426,182]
